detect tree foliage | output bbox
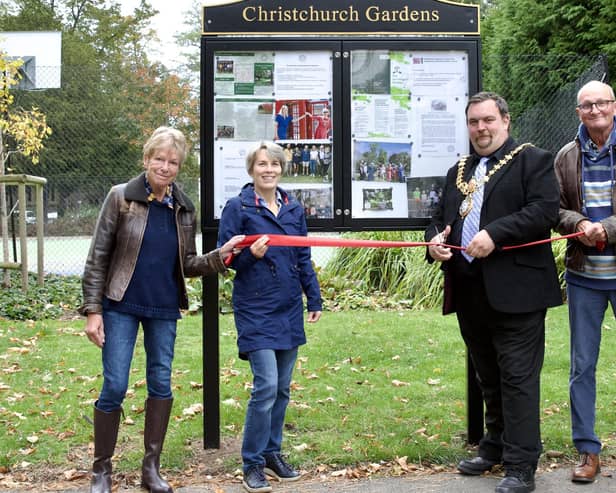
[173,0,202,90]
[0,57,52,166]
[0,0,201,217]
[481,0,614,117]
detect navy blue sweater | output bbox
[104,200,180,319]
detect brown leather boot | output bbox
[141,397,174,493]
[90,405,121,493]
[572,453,600,483]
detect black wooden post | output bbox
[203,231,221,448]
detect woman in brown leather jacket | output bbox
[80,127,244,493]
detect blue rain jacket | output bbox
[218,183,322,358]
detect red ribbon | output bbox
[224,231,586,266]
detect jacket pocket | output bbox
[513,248,547,269]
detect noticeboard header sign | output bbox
[202,0,480,36]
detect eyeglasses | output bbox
[576,99,615,113]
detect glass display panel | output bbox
[213,50,335,220]
[350,49,469,219]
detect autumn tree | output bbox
[0,0,203,217]
[0,54,52,287]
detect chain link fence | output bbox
[492,54,610,154]
[0,54,609,277]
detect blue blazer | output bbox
[218,183,322,358]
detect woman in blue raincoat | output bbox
[218,141,322,493]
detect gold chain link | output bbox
[455,143,533,196]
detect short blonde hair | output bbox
[246,141,286,175]
[143,126,188,165]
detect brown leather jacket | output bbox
[554,138,616,271]
[79,173,225,315]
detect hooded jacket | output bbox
[218,183,322,358]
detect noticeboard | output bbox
[200,0,483,450]
[201,36,479,231]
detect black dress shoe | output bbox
[495,467,536,493]
[457,456,500,475]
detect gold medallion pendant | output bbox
[459,194,473,218]
[458,178,476,217]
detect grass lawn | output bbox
[1,305,615,483]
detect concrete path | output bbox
[1,466,614,492]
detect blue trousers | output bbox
[567,283,616,455]
[242,348,298,472]
[96,310,177,412]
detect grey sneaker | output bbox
[242,465,272,493]
[264,453,301,482]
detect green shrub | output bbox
[320,231,570,310]
[0,272,82,320]
[320,231,443,311]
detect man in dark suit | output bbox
[425,92,562,493]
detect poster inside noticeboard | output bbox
[212,50,334,221]
[350,49,470,220]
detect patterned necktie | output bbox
[461,157,488,262]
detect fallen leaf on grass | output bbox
[7,347,30,354]
[395,456,410,470]
[392,379,410,387]
[2,364,21,374]
[221,399,240,409]
[63,469,88,481]
[293,443,309,452]
[183,403,205,415]
[57,430,76,440]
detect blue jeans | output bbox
[242,348,298,471]
[96,310,177,412]
[568,283,616,454]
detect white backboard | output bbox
[0,31,62,89]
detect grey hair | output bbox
[577,80,615,103]
[143,126,188,165]
[246,141,287,175]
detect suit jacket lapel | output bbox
[483,139,517,202]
